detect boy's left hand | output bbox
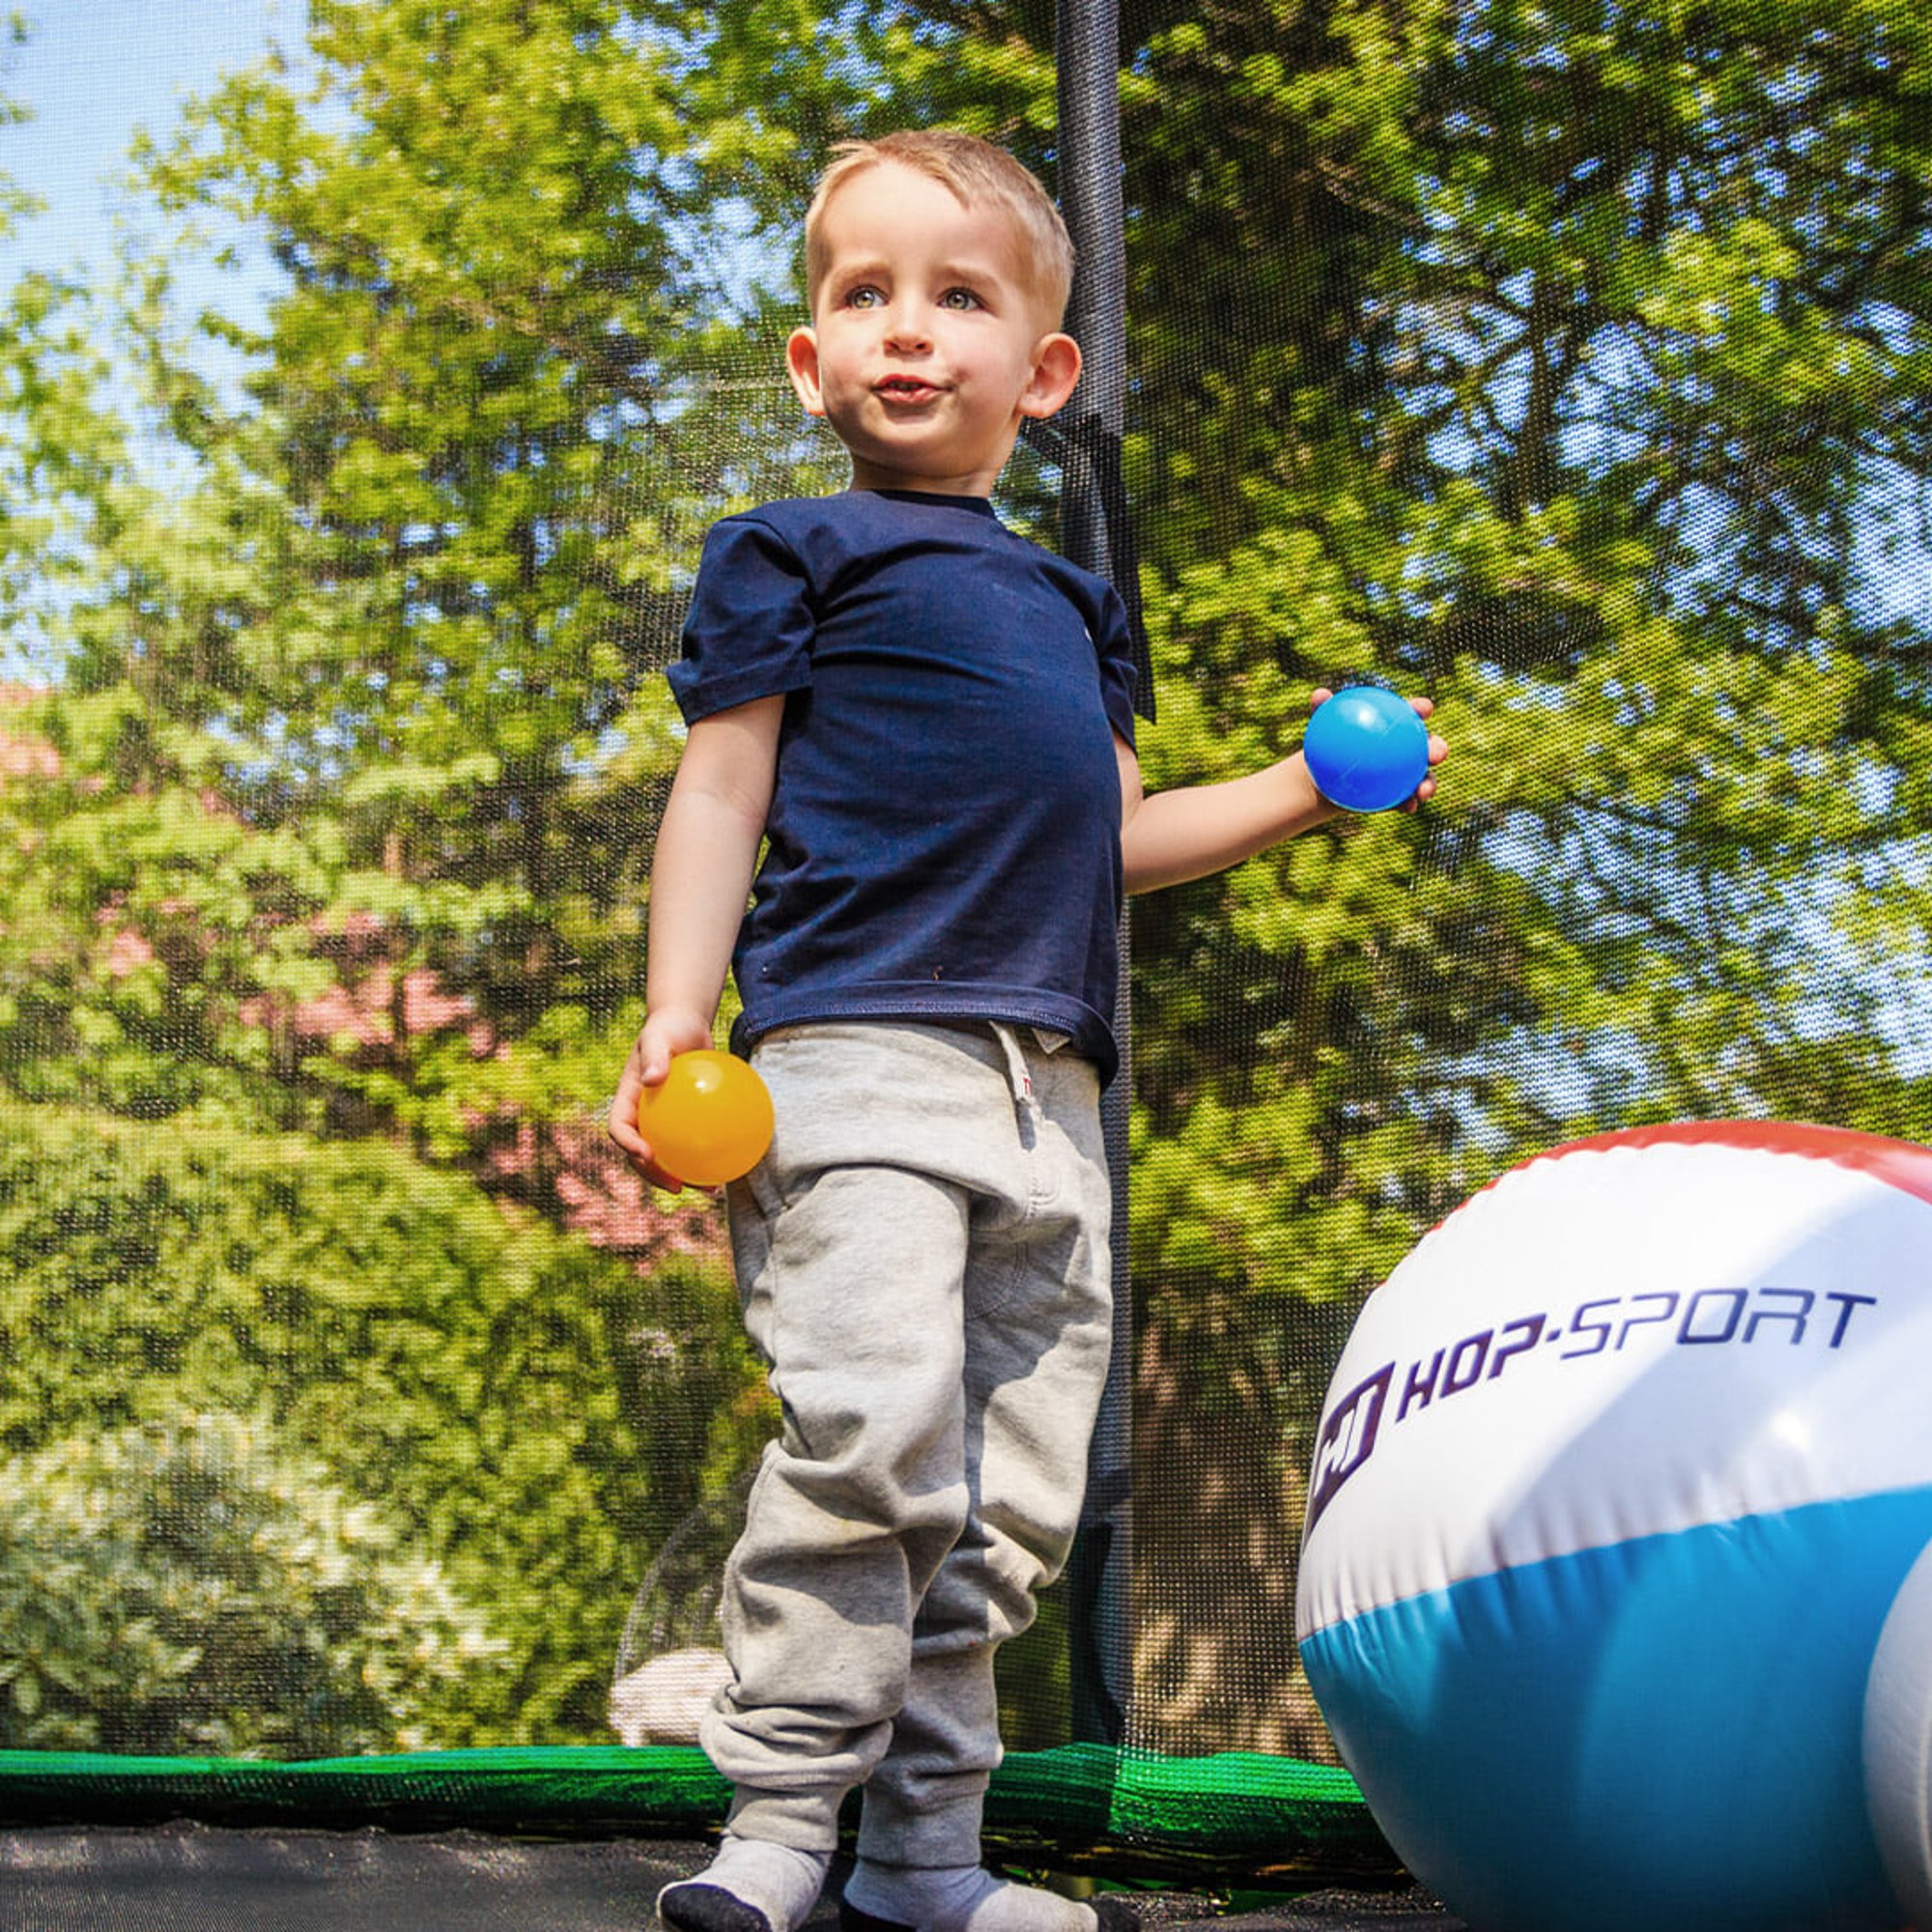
[1308,687,1447,813]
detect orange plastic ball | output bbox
[635,1049,775,1187]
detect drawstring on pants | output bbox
[990,1024,1039,1147]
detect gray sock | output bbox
[842,1863,1109,1932]
[658,1834,831,1932]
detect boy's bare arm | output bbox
[609,696,782,1181]
[1116,696,1441,895]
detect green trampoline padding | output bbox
[0,1744,1398,1883]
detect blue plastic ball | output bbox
[1302,685,1431,812]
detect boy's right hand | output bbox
[608,1006,716,1193]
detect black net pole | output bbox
[1055,0,1139,1747]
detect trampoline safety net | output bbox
[0,0,1928,1896]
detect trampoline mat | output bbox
[0,1825,1463,1932]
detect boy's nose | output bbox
[882,304,932,351]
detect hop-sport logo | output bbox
[1303,1280,1879,1535]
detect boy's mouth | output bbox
[875,377,943,405]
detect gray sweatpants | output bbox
[704,1021,1115,1868]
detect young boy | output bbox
[609,129,1440,1932]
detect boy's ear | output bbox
[1019,331,1083,420]
[785,327,827,416]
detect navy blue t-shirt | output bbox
[668,489,1139,1080]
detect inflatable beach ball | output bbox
[1294,1122,1932,1932]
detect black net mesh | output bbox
[0,0,1927,1889]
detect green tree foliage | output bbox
[1121,0,1932,1318]
[0,253,348,1126]
[0,1411,504,1755]
[0,1098,764,1743]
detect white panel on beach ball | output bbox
[1868,1539,1932,1932]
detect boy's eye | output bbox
[941,288,982,311]
[844,285,884,309]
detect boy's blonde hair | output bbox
[803,129,1075,328]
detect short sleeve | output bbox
[668,516,817,724]
[1094,582,1139,752]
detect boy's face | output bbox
[787,161,1081,497]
